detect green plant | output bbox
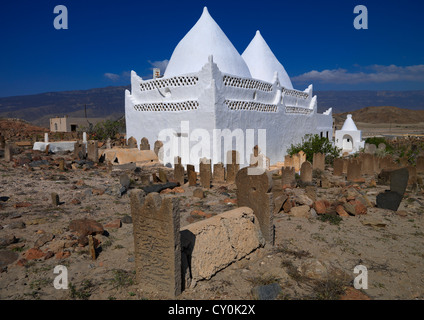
[317,214,342,226]
[90,119,124,141]
[109,269,135,289]
[69,280,95,300]
[287,134,341,165]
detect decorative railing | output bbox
[140,76,199,92]
[134,100,199,112]
[225,100,277,112]
[223,75,273,92]
[282,88,309,99]
[285,106,313,114]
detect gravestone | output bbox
[378,143,386,151]
[365,143,377,154]
[390,167,409,196]
[292,154,301,172]
[407,166,417,185]
[312,153,325,172]
[140,137,150,151]
[58,159,65,171]
[154,140,163,155]
[226,150,240,183]
[399,156,408,167]
[87,141,99,163]
[361,153,374,176]
[284,155,293,168]
[236,167,274,245]
[376,191,403,211]
[187,165,197,186]
[127,136,138,148]
[213,163,225,183]
[347,159,361,182]
[73,142,86,160]
[158,168,168,183]
[199,158,211,189]
[342,159,349,174]
[333,158,344,176]
[298,151,306,168]
[106,138,112,149]
[300,161,312,183]
[130,190,181,298]
[51,193,60,206]
[4,142,12,162]
[416,156,424,174]
[174,163,185,185]
[281,167,296,188]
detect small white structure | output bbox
[335,114,364,154]
[125,7,333,169]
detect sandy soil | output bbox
[0,148,423,300]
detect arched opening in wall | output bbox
[164,88,171,97]
[326,131,329,139]
[253,91,257,100]
[320,132,323,138]
[342,134,354,152]
[54,123,58,132]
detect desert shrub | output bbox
[287,134,341,165]
[365,137,394,153]
[90,119,123,141]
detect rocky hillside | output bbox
[334,106,424,126]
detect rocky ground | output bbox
[0,146,423,300]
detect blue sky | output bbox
[0,0,423,97]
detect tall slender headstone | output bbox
[347,159,361,182]
[281,167,296,188]
[4,142,12,162]
[312,153,325,171]
[226,150,240,183]
[300,161,313,183]
[416,156,424,174]
[173,157,185,185]
[213,163,225,183]
[199,158,211,189]
[87,140,99,163]
[130,191,181,298]
[361,153,374,176]
[236,167,274,245]
[187,165,197,186]
[333,158,344,176]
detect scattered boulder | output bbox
[0,250,19,268]
[251,283,282,300]
[69,219,104,237]
[104,219,122,229]
[290,205,311,218]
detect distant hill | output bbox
[333,106,424,127]
[0,86,129,127]
[316,90,424,114]
[0,86,423,127]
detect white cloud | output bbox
[104,71,131,82]
[292,64,424,84]
[104,72,120,81]
[148,59,169,74]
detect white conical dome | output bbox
[242,30,293,89]
[341,114,359,131]
[164,7,251,78]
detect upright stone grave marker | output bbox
[130,191,181,298]
[300,161,312,183]
[199,158,211,189]
[236,167,274,245]
[312,153,325,172]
